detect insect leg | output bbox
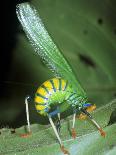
[71,113,76,139]
[48,115,69,155]
[25,96,31,133]
[56,113,61,134]
[58,112,60,121]
[20,96,32,138]
[81,109,106,137]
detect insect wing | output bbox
[16,3,86,96]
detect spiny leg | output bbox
[71,113,76,139]
[48,115,69,155]
[20,96,32,138]
[81,109,106,137]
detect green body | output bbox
[34,78,87,116]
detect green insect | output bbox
[16,3,106,154]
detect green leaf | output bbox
[0,100,115,154]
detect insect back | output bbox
[34,78,75,116]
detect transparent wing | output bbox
[16,2,86,96]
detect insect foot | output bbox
[99,128,106,137]
[61,145,70,155]
[20,131,32,138]
[71,128,76,139]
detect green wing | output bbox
[16,2,86,97]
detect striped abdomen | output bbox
[34,78,70,116]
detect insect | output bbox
[16,3,106,154]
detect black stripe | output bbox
[41,84,49,93]
[36,93,48,100]
[64,80,68,91]
[50,79,56,92]
[59,79,62,91]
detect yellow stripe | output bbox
[44,80,53,89]
[36,105,45,111]
[34,96,45,103]
[43,80,53,92]
[52,78,59,90]
[61,79,67,90]
[36,87,48,96]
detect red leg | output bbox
[71,128,76,139]
[20,131,32,138]
[98,128,106,137]
[81,108,106,137]
[61,145,70,155]
[71,113,76,138]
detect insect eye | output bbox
[83,103,91,108]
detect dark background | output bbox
[0,0,31,128]
[0,0,28,82]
